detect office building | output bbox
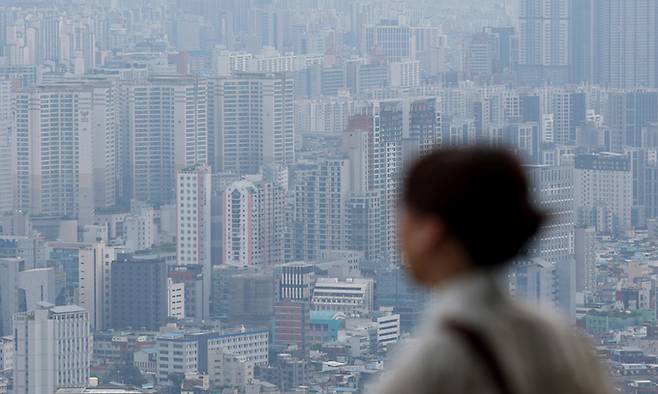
[156,328,269,382]
[207,329,269,366]
[312,277,374,315]
[156,332,199,381]
[167,278,185,320]
[13,303,91,394]
[525,164,575,263]
[574,152,633,236]
[78,243,116,331]
[110,256,168,330]
[374,267,427,332]
[274,262,316,302]
[374,308,401,348]
[210,267,274,326]
[364,20,413,61]
[273,300,311,351]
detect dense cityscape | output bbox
[0,0,654,392]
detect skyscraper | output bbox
[223,179,259,267]
[291,158,350,261]
[13,303,91,394]
[176,164,212,320]
[214,73,295,175]
[518,0,570,84]
[122,76,209,205]
[606,90,658,151]
[594,0,658,88]
[571,0,658,88]
[14,83,116,224]
[222,172,287,266]
[525,163,575,319]
[0,77,12,214]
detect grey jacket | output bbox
[372,272,612,394]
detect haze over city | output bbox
[0,0,654,393]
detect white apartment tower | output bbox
[222,180,260,267]
[14,83,116,224]
[176,164,212,320]
[13,303,91,394]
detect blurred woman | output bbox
[374,148,611,394]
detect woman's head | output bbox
[400,147,543,286]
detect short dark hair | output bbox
[402,147,543,269]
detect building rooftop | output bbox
[51,305,86,314]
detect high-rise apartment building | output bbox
[571,0,658,88]
[597,0,655,88]
[292,158,350,261]
[223,180,259,267]
[606,90,658,150]
[222,172,287,267]
[545,89,587,146]
[176,164,212,320]
[13,303,91,394]
[14,82,116,223]
[121,76,209,205]
[214,73,294,175]
[518,0,570,84]
[371,101,404,264]
[0,77,12,214]
[344,192,383,261]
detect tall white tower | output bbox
[176,164,212,320]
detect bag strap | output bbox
[444,320,513,394]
